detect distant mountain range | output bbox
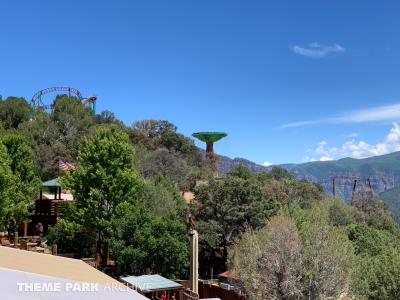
[218,151,400,221]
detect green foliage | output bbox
[227,165,253,180]
[2,133,40,189]
[286,198,400,299]
[61,125,144,261]
[192,166,323,254]
[352,248,400,299]
[0,97,30,129]
[346,223,393,256]
[138,148,196,191]
[328,198,356,226]
[16,96,95,180]
[351,189,398,232]
[141,176,188,219]
[4,93,400,298]
[0,133,40,231]
[232,209,354,300]
[299,206,354,299]
[110,202,188,278]
[131,119,198,155]
[231,214,303,299]
[52,95,95,156]
[0,143,14,231]
[46,218,95,257]
[380,187,400,223]
[192,173,280,248]
[95,110,123,126]
[269,166,293,180]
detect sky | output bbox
[2,0,400,165]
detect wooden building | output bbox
[27,178,74,236]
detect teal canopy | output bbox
[120,274,182,292]
[42,178,61,187]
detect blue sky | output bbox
[2,0,400,165]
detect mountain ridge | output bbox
[218,151,400,220]
[219,151,400,193]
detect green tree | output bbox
[232,204,354,300]
[110,202,188,278]
[46,218,96,257]
[297,202,354,299]
[0,143,14,231]
[1,133,40,234]
[61,125,143,264]
[141,176,188,219]
[301,219,353,299]
[139,148,191,190]
[52,95,95,157]
[352,189,397,232]
[270,166,293,180]
[231,214,303,300]
[346,223,400,299]
[19,109,70,179]
[131,119,198,155]
[353,248,400,299]
[0,97,30,129]
[347,223,394,256]
[193,175,278,248]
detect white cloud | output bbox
[345,132,359,138]
[304,157,317,162]
[281,120,320,129]
[320,156,334,161]
[282,103,400,128]
[292,42,345,58]
[309,123,400,161]
[263,161,274,167]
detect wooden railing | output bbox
[34,200,68,216]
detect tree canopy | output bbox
[1,95,400,298]
[61,125,144,263]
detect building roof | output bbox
[42,178,61,187]
[0,267,149,300]
[120,274,183,292]
[218,270,238,280]
[0,246,114,285]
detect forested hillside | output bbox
[218,145,400,197]
[1,95,400,298]
[219,151,400,222]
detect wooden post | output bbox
[14,231,18,248]
[52,244,58,255]
[23,221,28,237]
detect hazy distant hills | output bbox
[219,151,400,194]
[218,151,400,221]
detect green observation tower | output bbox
[192,132,228,174]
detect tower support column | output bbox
[190,230,199,295]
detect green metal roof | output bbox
[192,132,228,143]
[120,274,182,292]
[42,178,61,187]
